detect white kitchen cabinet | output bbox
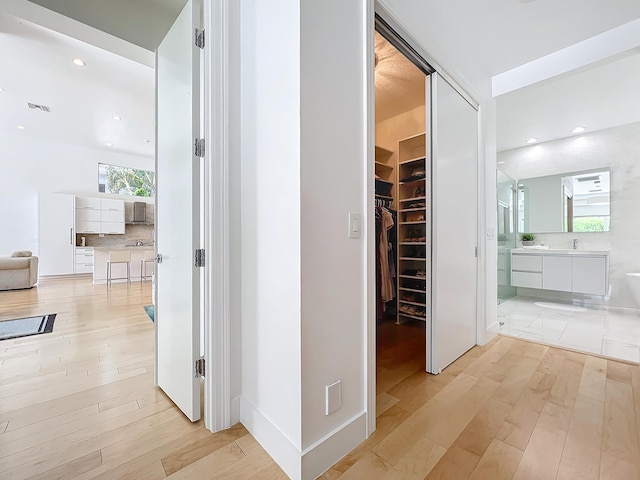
[75,197,100,210]
[75,196,125,235]
[75,220,101,234]
[39,193,75,275]
[75,247,94,274]
[101,198,124,212]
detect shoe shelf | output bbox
[396,132,428,325]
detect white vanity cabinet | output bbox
[510,249,609,295]
[572,256,607,295]
[542,256,572,292]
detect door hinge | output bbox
[195,28,205,49]
[195,357,205,377]
[475,246,478,258]
[194,138,205,158]
[195,248,205,267]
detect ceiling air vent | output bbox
[27,103,51,112]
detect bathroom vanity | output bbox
[510,248,609,295]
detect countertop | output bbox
[91,246,155,251]
[511,247,609,256]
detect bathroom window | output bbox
[98,163,155,197]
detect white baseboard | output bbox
[483,323,499,345]
[302,412,367,479]
[240,397,367,480]
[240,397,301,479]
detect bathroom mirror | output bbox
[517,168,610,233]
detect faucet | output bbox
[572,238,578,250]
[135,240,143,246]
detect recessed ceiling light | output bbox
[526,138,538,144]
[112,115,122,121]
[571,126,586,134]
[498,161,505,164]
[106,142,113,147]
[144,139,151,143]
[0,87,5,92]
[72,58,86,67]
[17,125,25,130]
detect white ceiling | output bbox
[0,11,156,157]
[496,50,640,152]
[374,31,425,123]
[1,1,640,159]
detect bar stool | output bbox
[140,250,155,284]
[107,251,131,285]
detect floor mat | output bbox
[0,314,57,341]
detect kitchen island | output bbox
[93,246,155,284]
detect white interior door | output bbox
[429,73,478,374]
[155,0,202,422]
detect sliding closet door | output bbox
[429,73,478,374]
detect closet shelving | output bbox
[375,145,395,206]
[396,133,428,323]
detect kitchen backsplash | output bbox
[76,224,154,247]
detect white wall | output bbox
[498,121,640,308]
[0,132,153,256]
[239,0,303,476]
[300,0,367,471]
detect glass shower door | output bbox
[497,170,517,304]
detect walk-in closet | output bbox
[373,16,479,387]
[374,28,429,382]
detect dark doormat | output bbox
[0,314,57,341]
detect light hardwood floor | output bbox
[1,277,639,479]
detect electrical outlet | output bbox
[326,380,341,415]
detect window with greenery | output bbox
[98,163,155,197]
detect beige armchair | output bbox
[0,251,39,290]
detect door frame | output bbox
[202,0,233,433]
[366,1,484,436]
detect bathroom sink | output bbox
[513,247,609,255]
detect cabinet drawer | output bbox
[76,220,101,234]
[75,247,94,256]
[75,263,94,274]
[76,209,100,222]
[512,254,542,272]
[512,271,542,289]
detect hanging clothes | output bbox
[379,207,395,303]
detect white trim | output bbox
[364,0,377,439]
[302,412,367,479]
[203,0,232,432]
[240,397,302,480]
[476,104,487,346]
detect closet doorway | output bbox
[371,15,479,420]
[374,27,430,404]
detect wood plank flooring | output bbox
[1,278,640,479]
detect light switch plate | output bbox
[348,212,361,238]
